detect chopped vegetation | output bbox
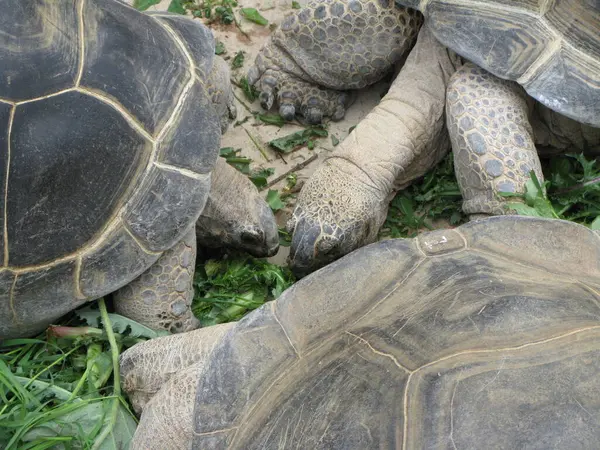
[219,147,275,188]
[266,189,286,211]
[256,113,286,127]
[239,76,259,102]
[133,0,161,10]
[192,255,295,326]
[214,40,226,55]
[231,51,245,69]
[502,153,600,229]
[381,153,466,239]
[135,0,239,25]
[0,300,155,449]
[291,1,301,8]
[269,127,328,153]
[239,7,269,26]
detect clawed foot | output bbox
[247,64,351,124]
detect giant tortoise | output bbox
[120,216,600,449]
[247,0,600,276]
[0,0,278,339]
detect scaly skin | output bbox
[114,228,199,333]
[247,0,422,123]
[120,323,235,449]
[446,63,544,217]
[287,25,459,276]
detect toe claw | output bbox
[279,104,296,121]
[304,107,324,125]
[260,90,274,110]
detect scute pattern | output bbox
[7,90,152,267]
[406,329,600,448]
[0,102,10,262]
[446,63,543,216]
[226,335,407,449]
[412,0,600,125]
[0,1,222,339]
[425,2,552,80]
[155,80,220,174]
[183,218,600,449]
[123,166,211,252]
[0,0,79,101]
[8,261,79,338]
[81,0,190,136]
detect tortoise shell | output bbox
[0,0,220,337]
[189,216,600,448]
[398,0,600,127]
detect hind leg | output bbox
[247,0,422,123]
[113,228,199,334]
[446,63,544,218]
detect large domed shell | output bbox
[188,216,600,448]
[401,0,600,127]
[0,0,221,338]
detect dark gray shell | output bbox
[398,0,600,127]
[189,216,600,448]
[0,0,220,338]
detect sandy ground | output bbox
[135,0,385,263]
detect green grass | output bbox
[381,153,466,239]
[0,300,141,449]
[192,253,295,326]
[382,151,600,238]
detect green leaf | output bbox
[268,128,328,153]
[215,41,226,55]
[192,255,295,326]
[249,167,275,189]
[292,0,301,8]
[256,113,285,127]
[75,305,169,338]
[133,0,161,11]
[239,76,259,102]
[231,51,245,69]
[266,190,286,211]
[167,0,187,14]
[591,216,600,230]
[278,228,292,247]
[331,134,340,146]
[505,202,549,217]
[240,7,269,25]
[21,400,137,450]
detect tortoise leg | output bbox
[120,322,234,415]
[286,24,459,277]
[447,63,544,218]
[113,228,199,334]
[247,0,422,123]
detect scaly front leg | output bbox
[287,25,459,276]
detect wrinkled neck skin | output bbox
[195,158,279,257]
[323,24,461,199]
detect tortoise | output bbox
[120,216,600,449]
[246,0,600,276]
[0,0,278,339]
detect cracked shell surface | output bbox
[191,216,600,448]
[0,0,221,338]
